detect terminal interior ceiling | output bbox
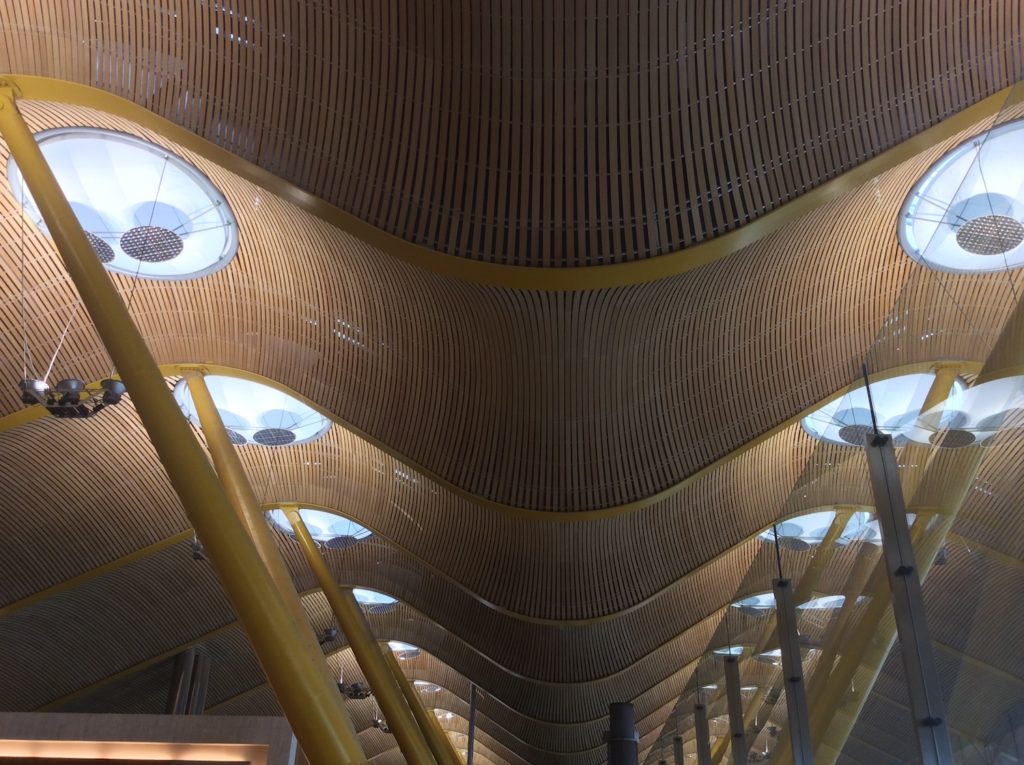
[0,3,1022,764]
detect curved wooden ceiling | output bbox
[0,1,1020,272]
[0,3,1021,765]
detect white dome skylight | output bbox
[899,119,1024,272]
[712,645,746,656]
[902,374,1024,448]
[732,591,854,613]
[174,375,331,447]
[760,509,916,548]
[388,640,421,660]
[414,680,442,692]
[7,127,238,280]
[801,372,965,446]
[265,508,372,549]
[353,588,397,614]
[732,592,776,613]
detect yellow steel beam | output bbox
[0,529,194,617]
[36,620,241,712]
[184,372,349,690]
[285,507,438,765]
[384,647,463,765]
[0,83,365,765]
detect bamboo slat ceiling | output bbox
[0,1,1020,268]
[0,3,1021,765]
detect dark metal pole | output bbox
[773,577,814,763]
[165,648,196,715]
[466,683,477,765]
[607,702,639,765]
[186,652,211,714]
[865,433,954,764]
[673,735,685,765]
[724,656,747,765]
[694,704,713,765]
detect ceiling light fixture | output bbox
[18,376,126,418]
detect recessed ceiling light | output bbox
[7,127,238,280]
[265,508,372,548]
[899,119,1024,272]
[174,375,331,447]
[801,372,965,446]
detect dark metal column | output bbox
[865,433,954,765]
[165,648,196,715]
[694,704,713,765]
[186,652,211,714]
[607,702,639,765]
[773,577,814,764]
[673,735,685,765]
[466,683,477,765]
[724,656,747,765]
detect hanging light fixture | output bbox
[18,376,128,418]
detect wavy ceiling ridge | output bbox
[0,93,1019,516]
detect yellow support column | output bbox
[383,647,463,765]
[185,374,366,738]
[184,376,342,666]
[0,85,365,765]
[285,508,439,765]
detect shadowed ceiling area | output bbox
[0,3,1022,765]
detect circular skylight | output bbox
[7,127,238,280]
[801,372,965,447]
[732,592,776,614]
[388,640,421,660]
[760,509,916,548]
[265,508,372,549]
[732,591,853,612]
[174,375,331,447]
[414,680,442,692]
[353,588,398,614]
[712,645,746,656]
[902,375,1024,448]
[899,119,1024,272]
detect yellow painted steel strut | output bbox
[383,646,464,765]
[0,84,366,764]
[184,373,367,707]
[285,507,440,765]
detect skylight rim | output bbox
[6,126,239,281]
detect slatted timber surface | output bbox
[0,31,1017,765]
[641,511,1024,762]
[0,2,1021,267]
[0,103,1023,514]
[0,393,1020,759]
